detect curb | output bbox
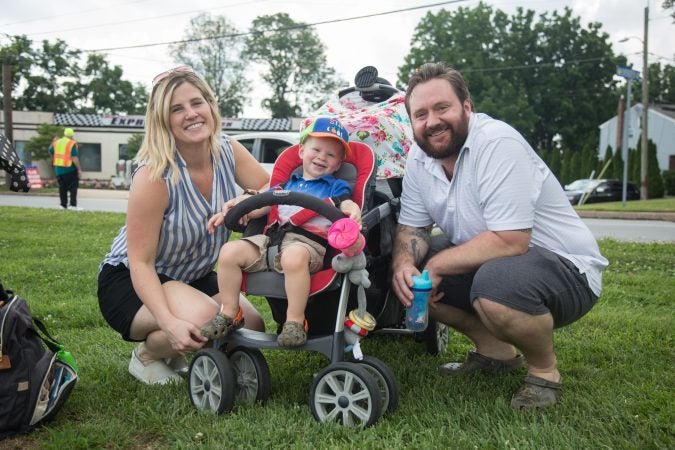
[576,210,675,222]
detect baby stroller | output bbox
[0,132,31,193]
[314,66,449,355]
[187,139,399,427]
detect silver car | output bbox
[231,131,299,174]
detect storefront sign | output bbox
[100,115,245,130]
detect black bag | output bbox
[0,282,78,437]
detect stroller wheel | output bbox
[424,319,449,355]
[310,362,382,427]
[228,347,271,405]
[188,348,236,414]
[350,355,399,414]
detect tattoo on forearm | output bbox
[516,228,532,234]
[411,228,430,264]
[394,225,431,265]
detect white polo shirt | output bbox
[399,112,608,296]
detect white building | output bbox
[598,104,675,172]
[2,110,301,183]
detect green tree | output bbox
[0,35,33,109]
[399,3,621,152]
[663,0,675,20]
[76,53,147,114]
[570,150,582,181]
[126,133,144,160]
[647,139,664,198]
[580,146,597,179]
[170,13,250,117]
[602,145,612,170]
[244,13,341,117]
[1,35,144,114]
[560,148,572,184]
[549,148,562,180]
[628,147,638,184]
[24,123,63,161]
[611,147,624,179]
[14,38,81,112]
[648,62,675,104]
[537,148,550,168]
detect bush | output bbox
[663,170,675,196]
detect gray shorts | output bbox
[429,236,597,328]
[241,232,326,274]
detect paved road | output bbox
[581,218,675,243]
[2,190,674,243]
[0,189,128,213]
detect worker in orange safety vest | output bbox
[49,128,83,210]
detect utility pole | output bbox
[640,6,649,200]
[616,66,640,206]
[2,63,13,144]
[621,80,632,207]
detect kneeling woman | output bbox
[98,66,268,385]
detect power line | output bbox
[22,0,268,37]
[84,0,468,52]
[0,0,154,27]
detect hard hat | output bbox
[64,128,74,137]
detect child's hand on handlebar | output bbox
[339,200,362,228]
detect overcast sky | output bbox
[2,0,674,117]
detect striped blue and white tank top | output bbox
[100,136,237,282]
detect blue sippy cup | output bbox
[405,270,431,332]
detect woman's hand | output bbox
[161,316,208,354]
[208,194,255,233]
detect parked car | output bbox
[564,179,640,205]
[231,131,299,174]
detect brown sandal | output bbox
[276,320,309,347]
[439,351,524,376]
[201,307,244,340]
[511,375,562,410]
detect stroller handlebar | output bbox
[224,190,347,232]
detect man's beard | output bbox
[415,112,469,160]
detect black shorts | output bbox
[97,263,219,341]
[429,237,597,328]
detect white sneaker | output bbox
[165,355,189,376]
[128,348,182,385]
[70,206,84,211]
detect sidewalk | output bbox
[576,210,675,223]
[78,188,129,199]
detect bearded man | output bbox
[392,63,608,409]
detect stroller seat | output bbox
[240,141,375,332]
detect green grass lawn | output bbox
[0,207,673,449]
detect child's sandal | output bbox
[201,307,245,340]
[276,320,309,347]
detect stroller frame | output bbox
[187,143,398,428]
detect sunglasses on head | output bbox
[152,65,194,87]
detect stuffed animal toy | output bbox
[327,218,377,358]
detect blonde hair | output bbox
[135,71,223,184]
